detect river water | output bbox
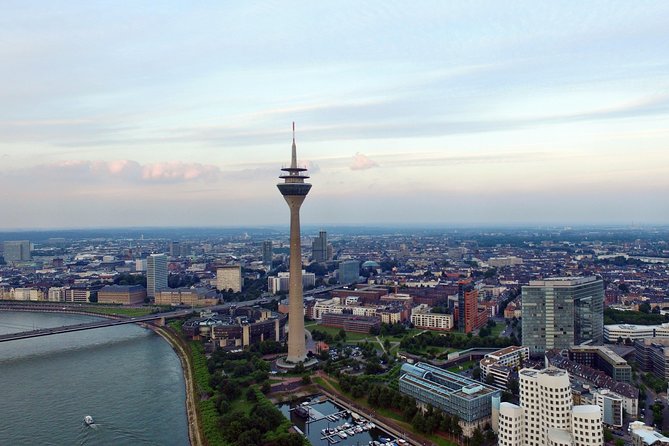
[0,311,189,445]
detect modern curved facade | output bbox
[498,367,603,446]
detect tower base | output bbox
[276,356,319,370]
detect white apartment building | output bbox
[216,265,243,293]
[411,304,454,331]
[591,389,623,428]
[11,287,45,301]
[498,367,603,446]
[480,346,530,387]
[48,287,66,302]
[267,270,315,295]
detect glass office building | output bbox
[399,363,500,425]
[522,276,604,357]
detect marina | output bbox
[278,395,411,446]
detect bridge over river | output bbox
[0,304,193,343]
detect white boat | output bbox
[84,415,94,425]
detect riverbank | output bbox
[151,325,203,446]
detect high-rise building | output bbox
[522,276,604,356]
[147,254,168,299]
[3,240,31,262]
[338,259,360,284]
[277,123,312,366]
[216,265,243,293]
[312,230,328,262]
[262,240,273,265]
[497,367,603,446]
[458,280,478,333]
[169,241,181,257]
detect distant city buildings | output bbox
[147,254,168,299]
[216,265,243,293]
[3,240,31,263]
[522,276,604,356]
[497,367,603,446]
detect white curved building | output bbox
[498,367,603,446]
[572,405,603,446]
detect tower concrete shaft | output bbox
[285,195,307,362]
[277,123,311,364]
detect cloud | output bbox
[39,160,222,183]
[350,153,378,171]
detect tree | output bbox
[507,377,520,396]
[338,329,347,342]
[603,427,613,442]
[485,374,496,385]
[472,366,481,380]
[471,427,484,446]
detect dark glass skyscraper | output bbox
[522,276,604,357]
[312,230,327,262]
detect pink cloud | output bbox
[350,152,378,171]
[44,160,221,183]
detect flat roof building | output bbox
[399,362,500,436]
[98,285,147,305]
[216,265,243,293]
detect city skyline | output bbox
[1,2,668,229]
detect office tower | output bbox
[312,230,327,262]
[216,265,243,293]
[262,240,273,265]
[458,280,478,333]
[338,260,360,285]
[522,276,604,356]
[498,367,603,446]
[3,240,31,262]
[147,254,168,299]
[169,241,180,257]
[277,123,311,364]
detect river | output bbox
[0,311,189,445]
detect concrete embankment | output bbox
[152,326,204,446]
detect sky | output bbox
[1,1,668,229]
